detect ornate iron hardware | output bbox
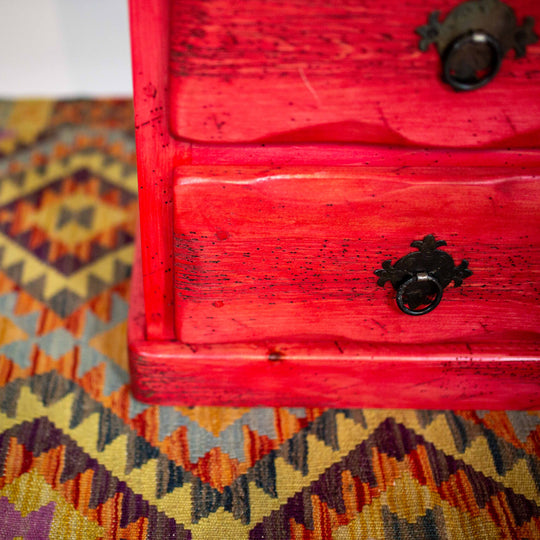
[374,235,473,316]
[416,0,538,91]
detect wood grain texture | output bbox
[169,0,540,145]
[129,235,540,408]
[173,165,540,344]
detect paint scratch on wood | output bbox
[298,66,321,107]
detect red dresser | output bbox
[128,0,540,408]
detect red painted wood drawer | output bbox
[173,165,539,344]
[128,0,540,407]
[168,0,540,147]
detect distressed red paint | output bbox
[129,0,540,407]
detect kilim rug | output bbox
[0,99,539,540]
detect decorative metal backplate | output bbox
[375,235,473,315]
[416,0,538,90]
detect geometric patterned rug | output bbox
[0,99,539,539]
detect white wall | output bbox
[0,0,132,97]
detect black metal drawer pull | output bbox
[375,235,473,315]
[416,0,538,91]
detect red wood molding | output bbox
[129,238,540,408]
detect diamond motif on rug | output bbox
[0,168,137,275]
[0,163,136,316]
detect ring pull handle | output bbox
[396,272,444,316]
[416,0,538,91]
[442,31,502,91]
[375,235,472,316]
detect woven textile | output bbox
[0,99,539,539]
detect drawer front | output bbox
[173,165,540,345]
[169,0,540,146]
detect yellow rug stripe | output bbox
[0,231,134,298]
[0,469,104,539]
[8,388,247,536]
[365,409,540,505]
[8,388,537,538]
[334,497,387,540]
[154,484,194,526]
[334,470,501,540]
[0,151,137,206]
[248,414,372,527]
[5,101,55,146]
[7,391,372,534]
[190,508,252,540]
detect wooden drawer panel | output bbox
[169,0,540,146]
[173,165,540,345]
